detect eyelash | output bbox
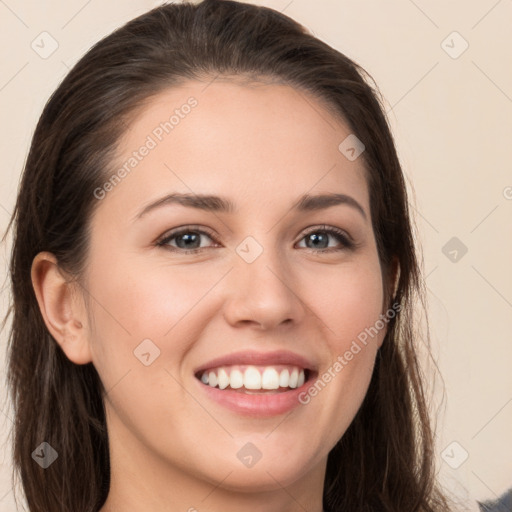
[156,224,355,255]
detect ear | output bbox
[31,251,92,365]
[377,257,401,350]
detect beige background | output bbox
[0,0,511,510]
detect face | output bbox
[81,78,387,494]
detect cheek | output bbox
[87,255,221,347]
[84,257,217,437]
[296,255,384,429]
[302,254,385,347]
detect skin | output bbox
[31,78,391,512]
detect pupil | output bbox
[177,233,199,249]
[308,233,327,249]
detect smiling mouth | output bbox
[195,365,312,393]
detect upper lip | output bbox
[194,350,317,375]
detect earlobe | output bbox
[31,251,92,365]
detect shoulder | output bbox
[477,487,512,511]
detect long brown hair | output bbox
[3,1,453,510]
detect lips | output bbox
[195,349,315,374]
[193,350,317,416]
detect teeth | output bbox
[279,369,290,387]
[217,368,230,390]
[229,369,244,389]
[201,365,306,391]
[289,368,298,388]
[244,366,261,389]
[261,368,279,390]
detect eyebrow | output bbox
[134,192,367,221]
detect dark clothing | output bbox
[478,488,512,512]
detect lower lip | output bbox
[196,378,312,417]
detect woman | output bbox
[3,0,458,510]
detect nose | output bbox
[222,244,306,331]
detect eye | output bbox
[156,224,355,255]
[156,226,219,254]
[296,225,354,252]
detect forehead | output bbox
[103,78,369,217]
